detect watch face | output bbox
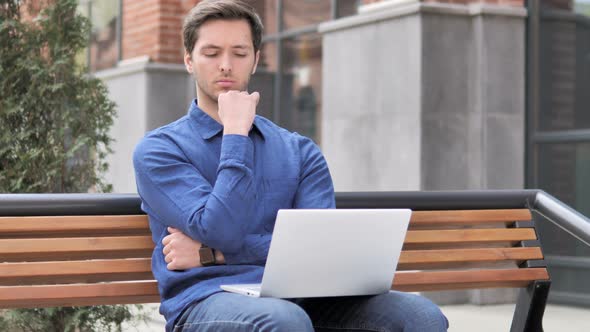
[199,247,215,266]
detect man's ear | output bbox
[251,50,260,75]
[184,51,193,74]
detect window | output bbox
[78,0,121,72]
[249,0,360,143]
[527,0,590,305]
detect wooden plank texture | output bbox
[0,236,154,262]
[0,215,149,238]
[392,268,550,292]
[0,258,153,285]
[410,209,532,226]
[0,209,552,309]
[397,247,544,270]
[404,228,537,244]
[0,281,160,309]
[0,268,550,308]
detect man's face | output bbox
[185,19,260,105]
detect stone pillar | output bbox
[95,58,194,193]
[320,0,527,304]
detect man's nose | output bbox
[219,54,232,73]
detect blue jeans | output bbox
[173,291,448,332]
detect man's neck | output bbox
[196,93,222,124]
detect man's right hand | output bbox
[162,227,225,270]
[218,90,259,136]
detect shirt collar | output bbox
[188,99,266,141]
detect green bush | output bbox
[0,0,114,193]
[0,0,144,330]
[0,306,146,332]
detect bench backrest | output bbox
[0,209,549,308]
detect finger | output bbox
[162,244,171,255]
[167,260,176,270]
[164,253,173,263]
[168,227,181,234]
[162,235,171,246]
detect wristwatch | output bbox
[199,244,216,266]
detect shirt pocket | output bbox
[261,177,299,232]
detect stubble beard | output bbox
[193,63,256,115]
[196,76,252,106]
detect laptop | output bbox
[220,208,411,298]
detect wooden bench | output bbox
[2,190,585,331]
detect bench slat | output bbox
[404,228,537,244]
[392,268,549,292]
[0,215,149,238]
[0,258,153,285]
[0,281,160,309]
[397,247,543,270]
[410,209,531,226]
[0,209,534,235]
[0,236,154,262]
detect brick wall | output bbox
[122,0,200,64]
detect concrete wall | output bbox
[320,2,526,193]
[95,57,194,193]
[320,2,527,304]
[421,7,526,190]
[321,13,422,191]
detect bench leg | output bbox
[510,280,551,332]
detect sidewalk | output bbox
[441,303,590,332]
[124,303,590,331]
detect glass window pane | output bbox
[542,0,574,10]
[337,0,360,18]
[282,0,331,31]
[536,1,590,131]
[250,42,277,121]
[89,0,119,72]
[280,33,322,142]
[535,142,590,257]
[249,0,277,35]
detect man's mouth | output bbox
[216,80,235,88]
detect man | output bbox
[133,1,448,331]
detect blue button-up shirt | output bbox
[133,100,335,331]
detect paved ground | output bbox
[442,303,590,332]
[123,302,590,331]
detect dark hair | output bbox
[183,0,263,55]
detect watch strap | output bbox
[199,244,216,266]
